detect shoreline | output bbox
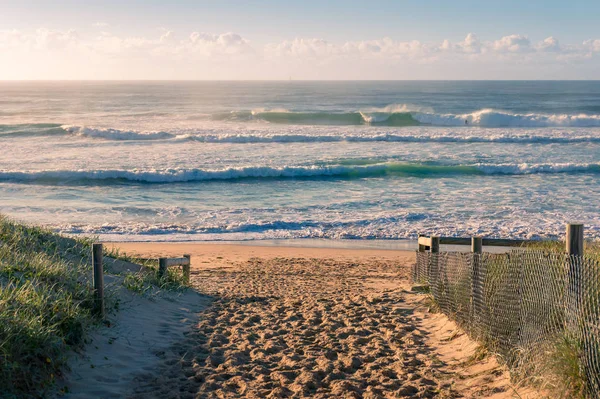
[105,238,514,257]
[105,242,417,269]
[100,238,417,250]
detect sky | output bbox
[1,0,600,80]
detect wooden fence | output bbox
[158,255,191,282]
[417,223,583,256]
[91,244,191,319]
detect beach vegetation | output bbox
[0,215,188,397]
[102,247,190,294]
[0,216,97,397]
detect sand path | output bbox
[114,245,540,399]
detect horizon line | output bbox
[1,79,600,82]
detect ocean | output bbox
[1,80,600,241]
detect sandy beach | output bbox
[90,242,539,398]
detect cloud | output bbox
[537,36,560,52]
[266,37,434,61]
[460,33,483,53]
[343,38,432,59]
[86,30,252,59]
[265,38,336,58]
[183,32,252,56]
[0,28,80,51]
[1,28,597,61]
[583,39,600,53]
[1,28,600,79]
[493,34,531,53]
[93,22,110,28]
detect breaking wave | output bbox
[2,162,600,184]
[413,109,600,127]
[3,125,596,144]
[211,109,420,126]
[211,107,600,127]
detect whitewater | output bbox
[2,80,600,241]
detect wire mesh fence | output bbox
[413,250,600,396]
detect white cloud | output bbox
[583,39,600,53]
[183,32,252,56]
[159,30,174,43]
[266,38,336,58]
[0,29,23,49]
[460,33,482,53]
[0,28,80,52]
[440,39,452,51]
[266,37,434,61]
[93,22,110,28]
[493,34,531,53]
[537,36,560,52]
[1,28,600,79]
[344,38,432,59]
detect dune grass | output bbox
[102,246,190,294]
[524,239,600,261]
[0,216,188,397]
[0,216,98,397]
[519,240,598,397]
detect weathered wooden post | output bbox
[566,223,584,331]
[415,234,427,283]
[430,236,440,254]
[158,257,168,279]
[183,254,191,283]
[92,243,105,319]
[418,234,427,252]
[566,223,584,257]
[472,236,483,254]
[430,236,440,299]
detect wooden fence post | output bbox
[430,236,440,299]
[566,223,584,332]
[472,236,483,254]
[92,243,105,319]
[418,234,427,252]
[183,254,191,283]
[566,223,584,257]
[430,236,440,254]
[158,257,168,279]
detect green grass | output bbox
[0,215,189,397]
[549,334,587,398]
[499,241,599,397]
[524,239,600,262]
[102,246,190,294]
[424,241,599,397]
[0,216,97,397]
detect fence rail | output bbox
[159,254,191,282]
[90,247,192,320]
[417,235,526,249]
[413,224,600,397]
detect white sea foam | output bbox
[5,83,600,244]
[1,162,599,184]
[59,124,600,143]
[51,211,600,241]
[413,109,600,127]
[63,125,175,140]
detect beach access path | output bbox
[74,243,542,399]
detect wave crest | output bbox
[414,109,600,127]
[60,125,600,144]
[209,107,600,127]
[2,162,600,184]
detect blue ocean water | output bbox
[1,81,600,241]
